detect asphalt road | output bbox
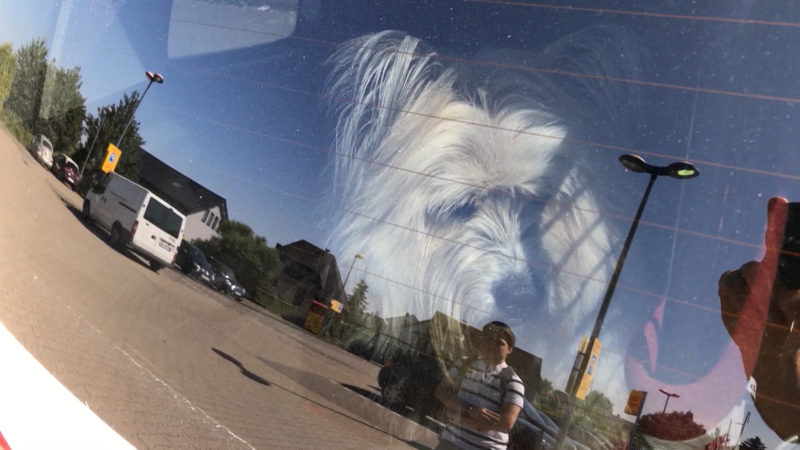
[0,125,438,449]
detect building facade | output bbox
[273,240,345,320]
[137,149,228,242]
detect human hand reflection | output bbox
[718,197,800,441]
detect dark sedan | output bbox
[175,242,216,286]
[51,154,80,190]
[209,257,246,301]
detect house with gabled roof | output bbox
[137,149,228,242]
[273,239,345,320]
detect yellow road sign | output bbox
[624,390,647,415]
[575,338,602,400]
[101,143,121,173]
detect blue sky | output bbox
[3,0,800,446]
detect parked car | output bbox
[51,153,80,190]
[29,134,54,169]
[82,172,186,271]
[377,351,592,450]
[209,257,246,301]
[377,345,447,419]
[175,241,216,286]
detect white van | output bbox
[82,172,186,271]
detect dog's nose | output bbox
[491,272,549,321]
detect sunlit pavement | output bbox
[0,125,437,449]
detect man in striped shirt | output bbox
[435,321,525,450]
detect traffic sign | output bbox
[101,143,122,173]
[575,338,602,400]
[624,390,647,415]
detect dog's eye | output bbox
[449,202,477,221]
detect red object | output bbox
[626,197,788,427]
[0,430,11,450]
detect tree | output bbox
[572,390,616,436]
[344,280,369,326]
[583,390,613,415]
[740,436,766,450]
[3,38,85,155]
[38,65,85,155]
[193,220,282,300]
[4,38,48,132]
[75,92,146,189]
[0,43,15,107]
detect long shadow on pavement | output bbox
[256,356,435,449]
[340,383,444,435]
[211,348,271,386]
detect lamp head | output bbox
[619,154,700,180]
[665,161,699,179]
[619,154,649,173]
[146,71,164,84]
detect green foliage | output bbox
[3,37,85,156]
[0,43,16,106]
[583,390,614,416]
[4,37,48,131]
[193,220,282,301]
[38,65,85,155]
[329,280,370,342]
[344,280,369,325]
[75,92,147,190]
[0,108,33,147]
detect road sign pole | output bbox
[626,391,647,450]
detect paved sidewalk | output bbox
[0,125,438,449]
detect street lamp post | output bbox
[80,106,113,177]
[658,388,680,413]
[342,253,364,292]
[556,154,699,448]
[735,411,750,449]
[116,71,164,147]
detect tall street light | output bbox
[556,154,698,448]
[342,253,364,291]
[658,388,680,413]
[80,106,113,177]
[116,71,164,147]
[568,154,699,396]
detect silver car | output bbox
[29,134,54,169]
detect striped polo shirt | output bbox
[440,358,525,450]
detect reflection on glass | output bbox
[3,1,800,448]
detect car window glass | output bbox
[5,2,800,449]
[143,197,182,238]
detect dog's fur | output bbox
[325,28,644,400]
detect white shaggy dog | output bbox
[325,27,645,402]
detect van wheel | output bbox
[81,200,91,221]
[109,223,124,249]
[149,260,163,272]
